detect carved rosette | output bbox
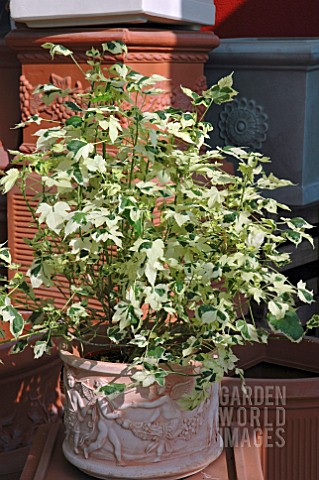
[218,97,269,149]
[60,351,222,479]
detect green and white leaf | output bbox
[0,168,20,194]
[33,340,49,359]
[297,280,313,304]
[42,43,73,59]
[83,154,106,174]
[36,202,71,233]
[268,310,304,342]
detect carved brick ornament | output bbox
[20,73,87,123]
[19,74,207,125]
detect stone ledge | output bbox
[10,0,215,28]
[208,38,319,68]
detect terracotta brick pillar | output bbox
[0,39,20,255]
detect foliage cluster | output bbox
[0,41,317,405]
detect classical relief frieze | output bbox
[63,367,218,465]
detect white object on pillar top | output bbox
[9,0,216,28]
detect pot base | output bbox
[63,435,223,480]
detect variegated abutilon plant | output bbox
[0,41,318,407]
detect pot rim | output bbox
[59,348,203,379]
[59,349,134,376]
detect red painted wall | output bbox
[210,0,319,38]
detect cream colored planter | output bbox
[10,0,216,28]
[60,350,222,480]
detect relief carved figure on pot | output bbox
[64,369,93,456]
[82,395,123,463]
[63,368,127,464]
